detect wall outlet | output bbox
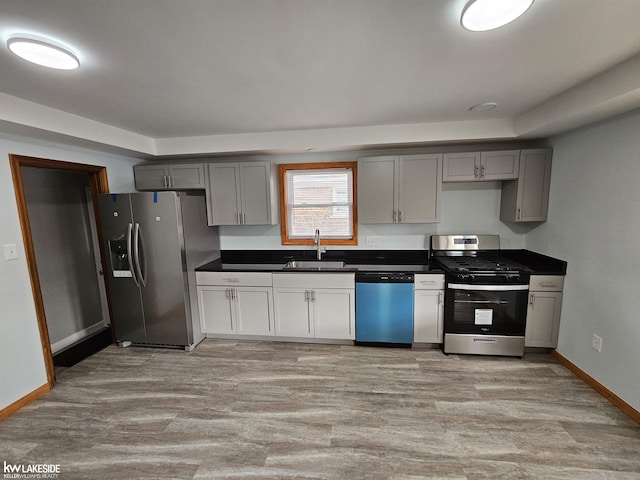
[591,334,603,352]
[365,236,380,247]
[3,244,18,261]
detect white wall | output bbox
[218,151,530,251]
[0,134,141,411]
[527,110,640,411]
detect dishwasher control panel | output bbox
[355,273,414,283]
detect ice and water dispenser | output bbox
[108,240,132,278]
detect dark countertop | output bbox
[500,249,567,275]
[196,258,441,274]
[196,249,566,275]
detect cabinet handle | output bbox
[163,175,168,188]
[242,212,246,225]
[517,208,522,221]
[480,164,485,178]
[236,212,241,224]
[229,289,234,331]
[168,175,172,188]
[398,210,402,223]
[529,293,535,307]
[438,291,443,304]
[311,290,316,302]
[474,164,479,178]
[306,291,312,334]
[539,282,558,288]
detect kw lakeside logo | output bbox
[3,461,60,479]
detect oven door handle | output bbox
[448,283,529,291]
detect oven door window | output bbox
[445,288,528,336]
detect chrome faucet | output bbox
[314,228,325,260]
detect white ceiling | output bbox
[1,0,640,157]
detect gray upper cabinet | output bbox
[358,156,396,224]
[500,149,552,222]
[134,163,206,190]
[442,152,480,182]
[443,150,519,182]
[207,161,277,226]
[358,154,442,224]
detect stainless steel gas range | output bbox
[430,235,530,357]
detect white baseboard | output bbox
[51,322,108,354]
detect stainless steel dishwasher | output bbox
[355,272,414,346]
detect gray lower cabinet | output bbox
[273,273,355,340]
[358,154,442,224]
[443,150,519,182]
[501,149,552,222]
[413,274,445,343]
[196,272,275,336]
[525,275,564,348]
[134,163,206,190]
[206,161,278,226]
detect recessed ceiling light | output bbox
[7,36,80,70]
[461,0,534,32]
[469,102,498,112]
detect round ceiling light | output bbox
[461,0,534,32]
[7,36,80,70]
[469,102,498,112]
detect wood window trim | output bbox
[279,161,358,246]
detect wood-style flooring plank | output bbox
[0,340,638,479]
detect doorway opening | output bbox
[9,154,112,387]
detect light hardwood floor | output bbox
[1,340,639,479]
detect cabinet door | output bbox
[480,151,519,180]
[518,149,552,221]
[313,289,355,339]
[235,287,275,336]
[525,291,562,348]
[198,286,235,334]
[208,164,241,225]
[134,165,169,190]
[500,149,552,223]
[358,156,396,224]
[169,164,206,189]
[240,162,273,225]
[398,154,442,223]
[442,153,479,182]
[273,289,313,337]
[413,289,444,343]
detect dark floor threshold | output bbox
[53,327,113,368]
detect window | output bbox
[279,162,357,245]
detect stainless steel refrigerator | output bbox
[98,191,219,350]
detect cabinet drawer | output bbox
[529,275,564,291]
[414,274,445,290]
[196,271,272,287]
[273,273,355,289]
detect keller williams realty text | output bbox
[3,461,60,478]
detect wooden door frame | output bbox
[9,154,110,388]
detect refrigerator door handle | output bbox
[133,223,147,287]
[127,223,141,287]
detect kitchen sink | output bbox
[283,260,347,270]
